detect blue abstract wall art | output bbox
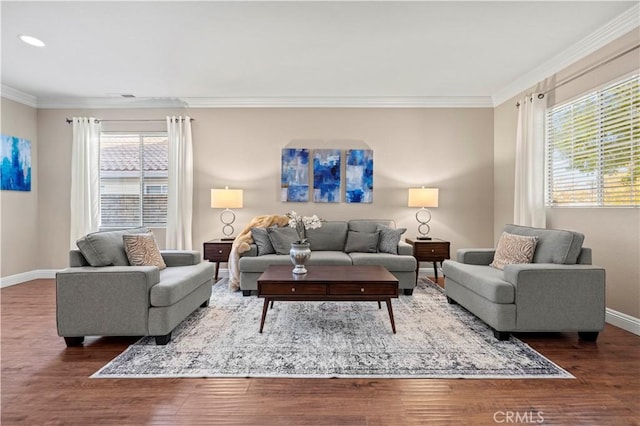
[313,149,341,203]
[345,149,373,203]
[281,148,309,202]
[1,134,31,192]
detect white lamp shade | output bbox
[211,187,243,209]
[408,187,439,208]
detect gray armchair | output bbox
[442,225,606,341]
[56,229,214,346]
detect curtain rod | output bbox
[516,43,640,107]
[65,118,194,124]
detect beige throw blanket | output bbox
[227,214,289,291]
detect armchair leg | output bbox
[64,336,84,347]
[242,290,251,297]
[403,288,414,296]
[578,332,599,342]
[446,296,457,304]
[493,330,510,341]
[154,333,172,345]
[200,299,210,307]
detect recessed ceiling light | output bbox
[18,34,45,48]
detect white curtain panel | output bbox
[166,116,194,250]
[514,94,546,228]
[69,117,101,248]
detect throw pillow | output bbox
[266,227,300,255]
[376,225,407,254]
[123,233,166,270]
[490,232,538,270]
[76,227,150,266]
[344,231,380,253]
[251,227,276,256]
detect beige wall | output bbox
[493,29,640,318]
[0,98,39,276]
[36,107,495,271]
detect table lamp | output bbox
[408,187,439,240]
[211,186,243,240]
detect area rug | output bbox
[93,278,573,379]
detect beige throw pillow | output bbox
[490,232,538,270]
[123,233,166,270]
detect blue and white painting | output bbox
[345,149,373,203]
[1,134,31,192]
[313,149,341,203]
[281,148,309,202]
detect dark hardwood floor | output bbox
[2,279,639,425]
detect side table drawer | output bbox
[414,244,450,259]
[204,244,232,261]
[259,283,327,296]
[328,283,397,296]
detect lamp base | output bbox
[220,237,236,241]
[416,236,432,240]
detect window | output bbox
[99,133,168,228]
[545,74,639,207]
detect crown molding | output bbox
[181,96,494,108]
[35,96,189,109]
[492,3,640,107]
[1,85,37,108]
[34,95,493,109]
[493,4,640,106]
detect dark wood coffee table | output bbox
[256,265,399,333]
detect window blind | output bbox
[546,74,639,207]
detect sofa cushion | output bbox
[377,225,406,254]
[123,233,166,270]
[504,224,585,264]
[251,227,275,255]
[490,232,537,270]
[267,227,299,255]
[443,261,515,304]
[238,251,352,273]
[348,219,395,233]
[305,221,348,251]
[344,231,379,253]
[349,252,416,272]
[76,227,150,267]
[151,262,214,307]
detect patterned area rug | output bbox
[93,277,573,379]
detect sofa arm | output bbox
[397,241,413,256]
[503,263,606,331]
[456,249,495,265]
[56,266,161,337]
[160,250,200,266]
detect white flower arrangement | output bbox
[286,211,322,244]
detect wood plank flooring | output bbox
[2,279,639,425]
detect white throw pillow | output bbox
[490,232,538,270]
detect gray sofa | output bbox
[238,219,417,295]
[56,228,214,346]
[442,224,606,341]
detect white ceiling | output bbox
[1,1,638,108]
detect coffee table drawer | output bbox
[328,283,397,296]
[259,283,327,296]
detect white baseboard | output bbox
[0,269,58,288]
[3,269,639,336]
[606,308,640,336]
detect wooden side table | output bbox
[405,238,450,282]
[203,239,233,281]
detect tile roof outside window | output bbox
[99,133,168,228]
